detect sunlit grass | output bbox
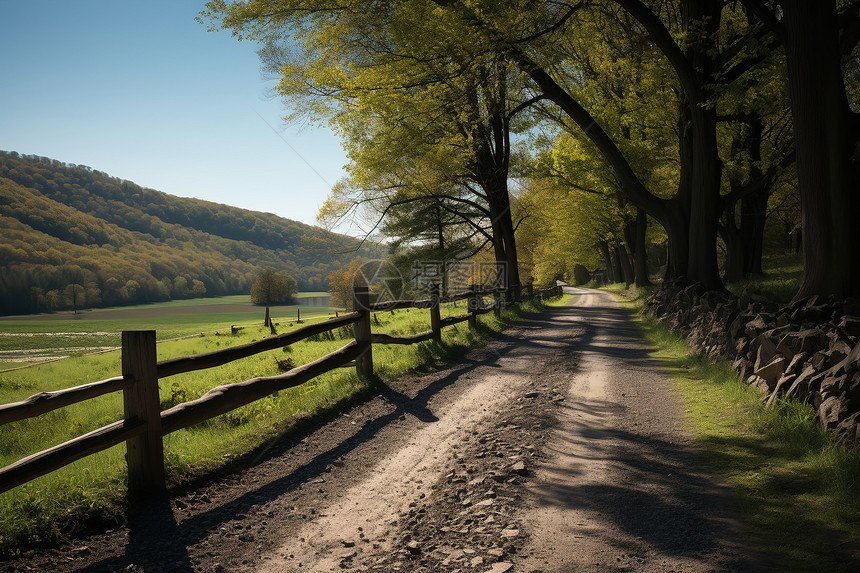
[0,294,340,370]
[612,293,860,572]
[0,294,553,558]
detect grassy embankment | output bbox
[601,254,860,571]
[0,293,566,558]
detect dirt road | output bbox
[7,287,756,573]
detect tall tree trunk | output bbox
[684,119,724,290]
[598,241,615,283]
[495,193,521,292]
[680,0,725,291]
[783,0,860,299]
[435,198,449,296]
[487,184,521,293]
[740,117,768,277]
[740,189,767,276]
[615,242,635,286]
[624,209,652,286]
[721,211,746,284]
[662,202,689,282]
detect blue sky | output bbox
[0,0,348,228]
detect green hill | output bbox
[0,151,379,315]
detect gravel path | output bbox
[515,288,756,572]
[1,287,757,572]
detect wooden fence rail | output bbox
[0,282,563,497]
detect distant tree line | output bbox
[0,152,380,315]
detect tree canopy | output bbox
[250,269,298,306]
[202,0,860,300]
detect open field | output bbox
[0,293,336,370]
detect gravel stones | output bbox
[347,379,558,572]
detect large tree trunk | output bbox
[598,241,615,283]
[685,121,725,290]
[486,177,521,294]
[783,0,860,299]
[740,188,767,276]
[496,195,521,292]
[661,201,689,282]
[615,242,634,286]
[722,117,770,281]
[740,117,768,278]
[721,212,745,284]
[679,0,725,291]
[624,208,652,286]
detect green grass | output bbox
[0,294,553,558]
[726,251,803,303]
[0,294,340,370]
[605,289,860,571]
[590,250,803,304]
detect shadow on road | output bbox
[526,287,757,570]
[74,302,578,572]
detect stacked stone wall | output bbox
[643,280,860,443]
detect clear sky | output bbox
[0,0,348,229]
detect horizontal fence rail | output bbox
[0,376,128,426]
[370,331,436,345]
[160,341,362,435]
[0,419,147,494]
[0,282,563,496]
[157,312,361,378]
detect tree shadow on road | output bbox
[74,303,572,572]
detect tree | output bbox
[250,268,297,326]
[204,0,834,298]
[85,282,102,307]
[190,279,207,298]
[45,289,60,313]
[208,2,535,294]
[64,283,85,314]
[250,269,297,306]
[741,0,860,299]
[417,0,783,291]
[173,276,189,298]
[327,258,368,310]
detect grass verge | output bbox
[0,295,554,559]
[603,285,860,572]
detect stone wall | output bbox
[642,280,860,444]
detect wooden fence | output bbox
[0,283,563,497]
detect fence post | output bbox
[121,330,165,498]
[468,284,479,329]
[430,282,442,342]
[352,286,373,377]
[526,282,534,300]
[493,289,502,318]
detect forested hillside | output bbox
[0,151,378,315]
